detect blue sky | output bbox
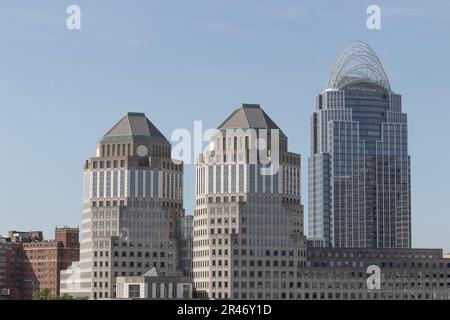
[0,0,449,250]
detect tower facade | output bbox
[309,42,411,248]
[193,104,306,300]
[66,112,185,299]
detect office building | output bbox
[309,41,411,248]
[300,246,450,300]
[193,104,306,299]
[0,227,79,299]
[61,112,187,299]
[178,215,194,278]
[115,268,193,299]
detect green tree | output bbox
[32,290,88,300]
[33,289,52,300]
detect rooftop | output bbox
[102,112,168,142]
[327,41,391,91]
[218,104,281,130]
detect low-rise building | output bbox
[0,240,22,300]
[299,246,450,300]
[0,227,79,299]
[115,269,193,299]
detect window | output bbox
[128,284,140,298]
[216,166,221,193]
[231,165,236,193]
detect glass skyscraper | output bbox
[309,41,411,248]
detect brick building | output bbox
[0,227,79,300]
[0,241,22,300]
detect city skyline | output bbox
[4,103,450,300]
[1,1,450,253]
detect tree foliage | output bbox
[32,289,88,300]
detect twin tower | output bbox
[70,41,411,299]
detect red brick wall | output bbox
[1,228,80,300]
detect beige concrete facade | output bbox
[115,274,193,299]
[193,104,306,299]
[61,113,187,299]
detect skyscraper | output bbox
[309,41,411,248]
[193,104,306,300]
[62,112,186,299]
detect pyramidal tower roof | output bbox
[102,112,168,142]
[218,104,280,130]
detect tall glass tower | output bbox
[309,42,411,248]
